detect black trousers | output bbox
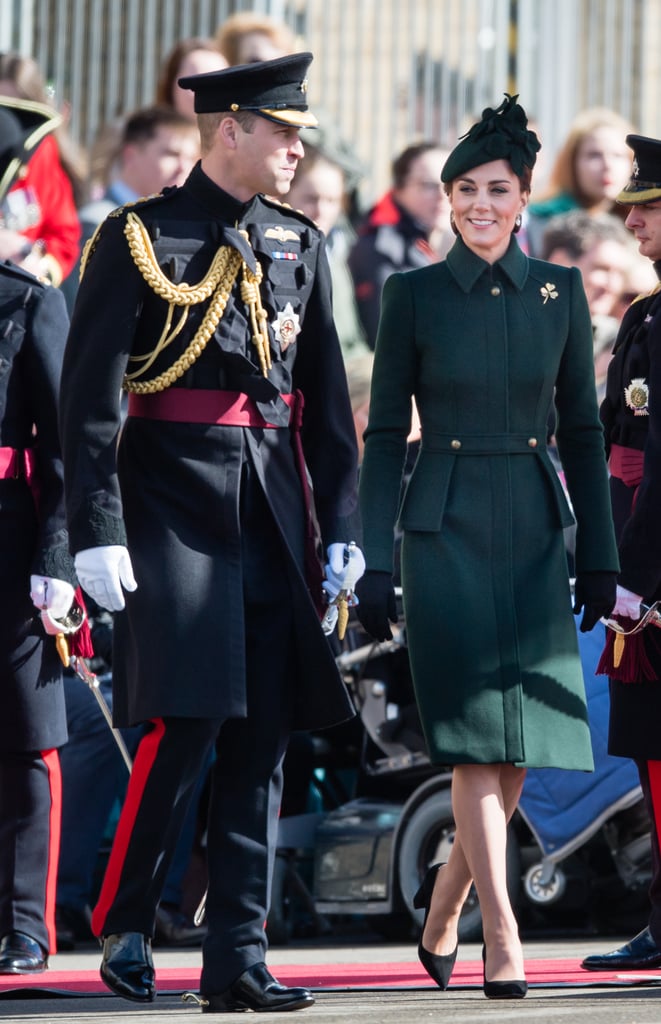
[0,749,61,952]
[92,466,297,992]
[636,759,661,946]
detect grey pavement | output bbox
[1,936,661,1023]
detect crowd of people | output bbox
[2,7,661,1012]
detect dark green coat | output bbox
[359,237,618,768]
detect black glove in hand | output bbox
[355,570,398,641]
[573,571,617,633]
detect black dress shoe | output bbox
[202,962,314,1013]
[581,926,661,971]
[100,932,155,1002]
[412,862,457,989]
[0,932,48,974]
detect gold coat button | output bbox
[528,437,538,448]
[490,285,501,296]
[451,439,461,450]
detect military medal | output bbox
[271,302,301,352]
[624,377,650,416]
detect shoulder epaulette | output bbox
[107,187,177,219]
[259,193,319,232]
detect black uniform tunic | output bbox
[0,261,73,751]
[59,163,357,731]
[600,271,661,758]
[0,259,74,954]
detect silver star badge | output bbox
[271,302,301,352]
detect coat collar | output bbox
[183,161,259,225]
[446,235,529,293]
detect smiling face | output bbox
[625,201,661,262]
[449,159,528,263]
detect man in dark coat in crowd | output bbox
[0,101,76,974]
[59,53,362,1012]
[583,135,661,973]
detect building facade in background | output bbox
[0,0,658,206]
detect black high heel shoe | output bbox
[481,944,527,999]
[412,863,457,990]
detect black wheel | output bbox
[396,785,521,942]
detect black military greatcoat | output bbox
[59,164,357,730]
[600,271,661,758]
[0,261,73,751]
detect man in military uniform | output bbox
[582,135,661,973]
[0,102,77,973]
[59,53,362,1012]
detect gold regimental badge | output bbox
[624,378,650,416]
[271,302,301,352]
[540,282,558,304]
[265,225,299,243]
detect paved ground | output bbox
[1,935,661,1023]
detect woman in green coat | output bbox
[356,97,619,998]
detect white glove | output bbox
[29,575,76,618]
[322,542,366,602]
[75,545,137,612]
[612,584,644,620]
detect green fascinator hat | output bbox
[441,94,540,183]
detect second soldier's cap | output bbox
[617,134,661,204]
[178,51,318,128]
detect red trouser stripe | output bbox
[91,718,165,937]
[42,748,62,954]
[648,761,661,836]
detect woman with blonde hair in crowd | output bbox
[527,106,634,256]
[216,12,297,66]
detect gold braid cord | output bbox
[121,213,272,394]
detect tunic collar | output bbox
[182,162,261,271]
[182,161,260,225]
[446,235,529,293]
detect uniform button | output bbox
[451,439,461,450]
[528,437,538,448]
[490,285,501,296]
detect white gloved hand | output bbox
[322,542,366,602]
[74,545,137,612]
[612,584,644,620]
[29,575,76,618]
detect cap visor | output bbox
[617,184,661,204]
[258,108,318,128]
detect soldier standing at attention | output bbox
[582,135,661,974]
[59,53,363,1013]
[0,101,77,977]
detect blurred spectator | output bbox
[527,106,634,257]
[78,105,199,235]
[0,52,84,285]
[288,145,369,363]
[541,209,633,318]
[541,209,635,403]
[155,37,228,121]
[611,247,658,323]
[348,141,452,348]
[216,11,298,65]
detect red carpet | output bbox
[1,958,661,997]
